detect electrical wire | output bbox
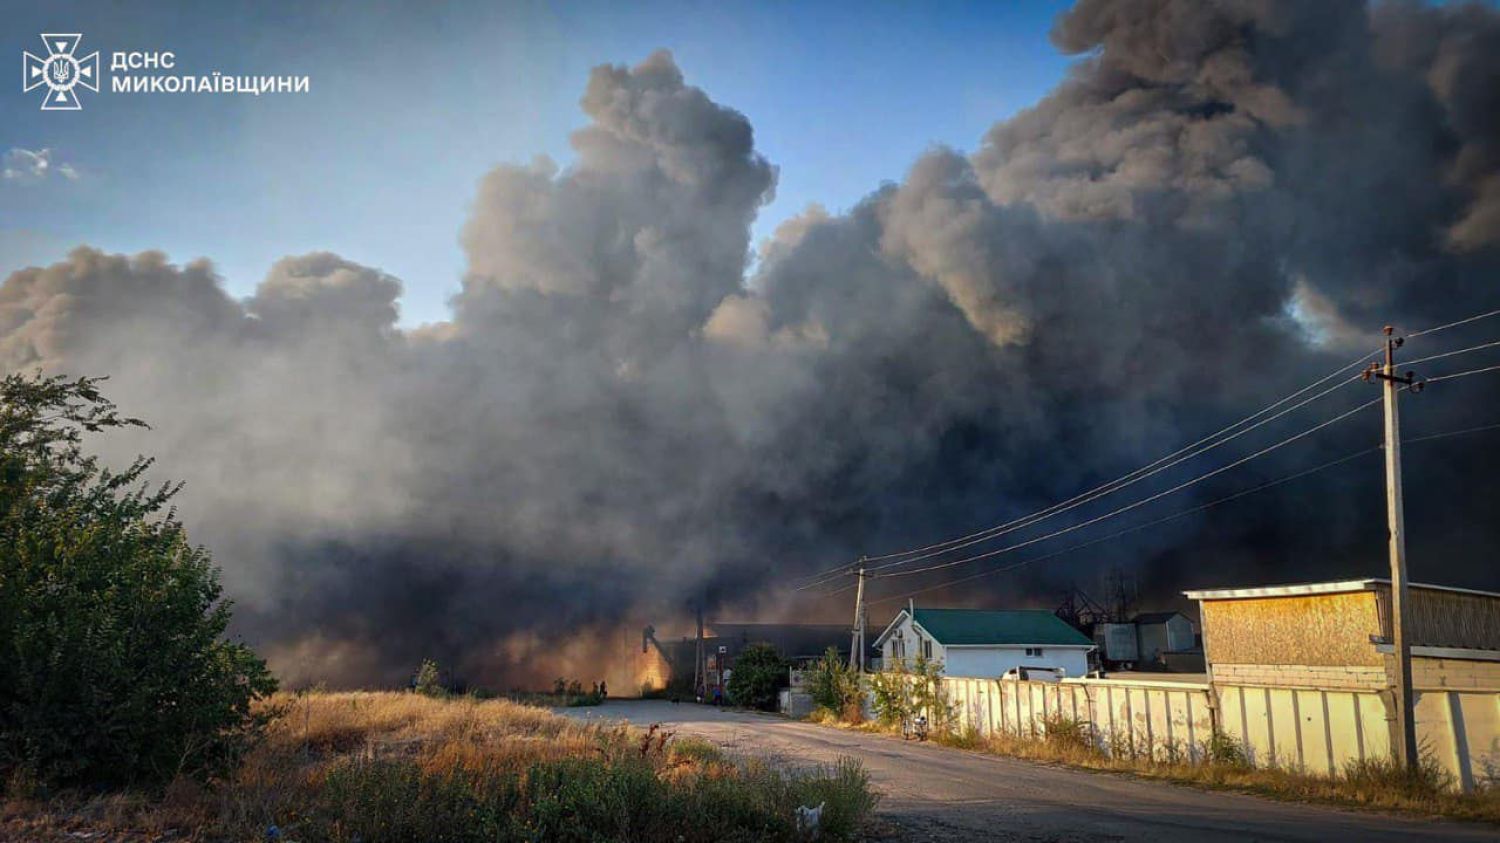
[1408,308,1500,339]
[1403,339,1500,368]
[849,360,1378,577]
[1426,363,1500,384]
[865,419,1500,607]
[873,396,1383,579]
[800,302,1500,591]
[858,349,1378,566]
[799,350,1376,592]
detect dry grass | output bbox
[808,712,1500,824]
[5,692,877,842]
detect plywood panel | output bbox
[1203,592,1383,666]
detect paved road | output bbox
[558,700,1495,842]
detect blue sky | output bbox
[2,0,1073,326]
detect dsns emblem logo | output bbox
[23,34,99,111]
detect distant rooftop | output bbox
[1132,611,1188,625]
[1183,578,1500,602]
[883,607,1093,647]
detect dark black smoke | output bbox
[2,4,1499,687]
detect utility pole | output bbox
[1364,325,1423,771]
[849,559,867,672]
[694,604,705,699]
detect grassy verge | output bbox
[807,708,1500,824]
[3,692,877,842]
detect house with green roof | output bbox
[873,603,1096,679]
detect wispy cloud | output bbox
[2,148,80,183]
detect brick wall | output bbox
[1213,662,1387,691]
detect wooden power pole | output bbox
[849,560,867,672]
[1364,325,1423,771]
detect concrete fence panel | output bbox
[918,671,1498,791]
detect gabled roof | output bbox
[1132,611,1188,625]
[877,607,1093,648]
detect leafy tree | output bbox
[908,656,954,734]
[869,656,952,731]
[726,643,786,711]
[0,373,276,788]
[807,647,863,719]
[868,666,912,727]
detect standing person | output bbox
[598,680,607,699]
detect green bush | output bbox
[0,374,276,788]
[807,647,863,718]
[727,643,786,711]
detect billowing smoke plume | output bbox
[3,3,1499,687]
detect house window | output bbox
[1025,647,1044,658]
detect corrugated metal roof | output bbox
[910,608,1093,647]
[1183,578,1500,601]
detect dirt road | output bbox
[557,700,1493,842]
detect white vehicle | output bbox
[1000,666,1065,683]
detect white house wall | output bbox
[879,614,947,666]
[945,647,1090,679]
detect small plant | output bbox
[1041,714,1094,753]
[1204,732,1249,768]
[1343,753,1453,797]
[413,659,445,697]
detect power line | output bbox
[1408,307,1500,339]
[1426,363,1500,384]
[874,396,1383,580]
[852,360,1377,576]
[867,449,1378,607]
[793,559,859,590]
[861,349,1378,566]
[865,419,1500,607]
[1404,339,1500,368]
[1404,421,1500,443]
[801,305,1499,591]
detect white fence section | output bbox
[943,676,1215,762]
[1218,684,1500,789]
[938,675,1500,790]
